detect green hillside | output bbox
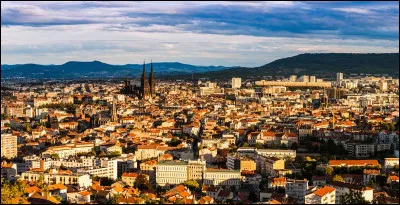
[165,53,399,80]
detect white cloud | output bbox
[332,7,370,14]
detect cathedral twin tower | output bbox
[122,60,156,100]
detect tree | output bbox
[248,191,258,202]
[134,174,153,191]
[174,198,186,204]
[325,167,334,176]
[22,123,32,133]
[99,151,107,157]
[372,193,387,204]
[280,143,287,149]
[183,179,199,191]
[106,194,120,204]
[340,189,370,204]
[290,142,298,150]
[333,175,344,182]
[367,179,376,189]
[54,195,63,202]
[255,142,263,149]
[51,154,60,159]
[60,163,68,170]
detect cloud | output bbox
[332,7,370,14]
[1,1,398,66]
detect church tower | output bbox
[111,96,117,122]
[141,61,150,99]
[149,60,156,97]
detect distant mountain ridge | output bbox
[2,53,398,80]
[166,53,399,80]
[1,61,230,79]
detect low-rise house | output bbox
[305,186,336,204]
[327,181,373,204]
[1,162,17,181]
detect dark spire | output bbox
[142,60,146,77]
[150,59,153,74]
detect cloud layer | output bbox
[1,1,399,66]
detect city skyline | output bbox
[1,1,399,66]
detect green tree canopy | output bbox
[134,174,153,191]
[340,189,370,204]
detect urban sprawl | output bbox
[1,66,399,204]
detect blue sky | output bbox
[1,1,399,66]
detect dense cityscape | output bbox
[1,63,399,204]
[1,1,399,205]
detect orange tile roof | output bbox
[390,175,399,181]
[363,169,380,175]
[122,172,139,178]
[48,184,67,191]
[25,186,41,194]
[313,186,336,197]
[79,191,92,196]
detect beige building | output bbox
[155,159,206,188]
[140,159,157,185]
[1,134,18,159]
[21,169,92,188]
[305,186,336,204]
[121,172,139,187]
[240,159,256,172]
[42,142,94,159]
[203,168,241,188]
[156,160,188,188]
[257,149,296,159]
[187,160,206,181]
[256,156,285,176]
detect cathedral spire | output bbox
[142,60,146,77]
[150,59,154,77]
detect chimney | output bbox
[40,159,45,171]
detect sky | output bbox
[1,1,399,67]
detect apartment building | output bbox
[256,156,285,176]
[203,168,241,188]
[328,160,380,168]
[77,158,118,180]
[1,134,18,159]
[227,153,256,172]
[121,172,139,187]
[257,149,296,159]
[140,159,157,185]
[156,160,188,188]
[21,169,92,188]
[305,186,336,204]
[42,142,94,159]
[134,144,175,160]
[187,160,206,181]
[286,179,309,204]
[345,143,375,158]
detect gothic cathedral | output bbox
[121,60,156,100]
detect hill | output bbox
[1,61,229,80]
[165,53,399,80]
